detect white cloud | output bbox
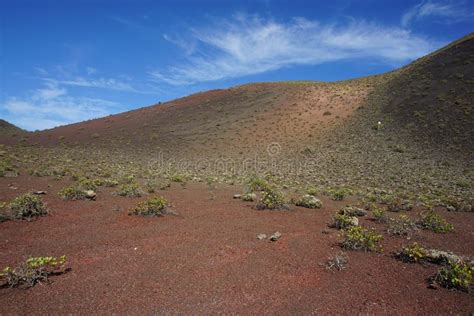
[151,14,441,85]
[50,77,138,92]
[401,0,473,27]
[2,83,122,131]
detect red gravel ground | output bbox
[1,175,473,314]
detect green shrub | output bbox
[170,174,186,183]
[256,187,286,210]
[328,187,352,201]
[58,186,86,201]
[102,179,119,187]
[247,176,270,193]
[418,211,454,233]
[242,192,256,202]
[296,194,322,209]
[333,213,357,230]
[341,226,383,252]
[9,193,48,220]
[387,214,417,236]
[0,159,18,177]
[145,179,157,193]
[117,183,142,198]
[434,260,473,292]
[372,206,387,223]
[158,179,171,190]
[0,256,67,288]
[398,243,428,263]
[130,197,168,216]
[78,178,97,191]
[306,186,318,196]
[0,202,9,222]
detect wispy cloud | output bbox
[47,77,139,93]
[1,82,122,130]
[150,14,441,85]
[401,0,473,27]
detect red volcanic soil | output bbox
[1,175,473,314]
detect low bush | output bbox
[341,226,383,252]
[372,206,387,223]
[433,260,473,292]
[306,186,318,196]
[0,256,67,288]
[247,176,270,193]
[102,179,119,187]
[170,174,186,183]
[418,211,454,233]
[9,193,48,220]
[397,243,428,263]
[328,187,352,201]
[296,194,322,209]
[324,252,349,272]
[117,183,143,198]
[333,213,357,230]
[387,214,417,236]
[58,186,86,201]
[130,197,168,216]
[78,178,97,191]
[256,187,286,210]
[242,192,257,202]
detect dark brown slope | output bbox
[380,32,474,154]
[0,119,25,136]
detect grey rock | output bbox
[257,234,267,240]
[269,231,282,241]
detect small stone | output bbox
[339,206,367,217]
[257,234,267,240]
[446,205,456,212]
[33,191,47,195]
[84,190,97,200]
[269,231,282,241]
[233,194,242,199]
[348,216,359,227]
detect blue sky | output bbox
[1,0,473,131]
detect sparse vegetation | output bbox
[387,214,417,236]
[341,226,383,252]
[9,193,48,220]
[332,213,357,230]
[58,186,86,201]
[130,197,168,216]
[372,205,387,223]
[328,187,351,201]
[418,211,454,233]
[256,186,286,210]
[397,243,428,263]
[324,252,349,272]
[0,256,67,288]
[296,194,322,209]
[117,183,143,198]
[433,260,473,292]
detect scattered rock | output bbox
[339,206,367,217]
[446,205,456,212]
[387,200,413,212]
[33,191,47,195]
[257,234,267,240]
[296,194,323,209]
[84,190,97,200]
[269,231,282,241]
[348,216,359,227]
[233,194,242,199]
[425,249,469,264]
